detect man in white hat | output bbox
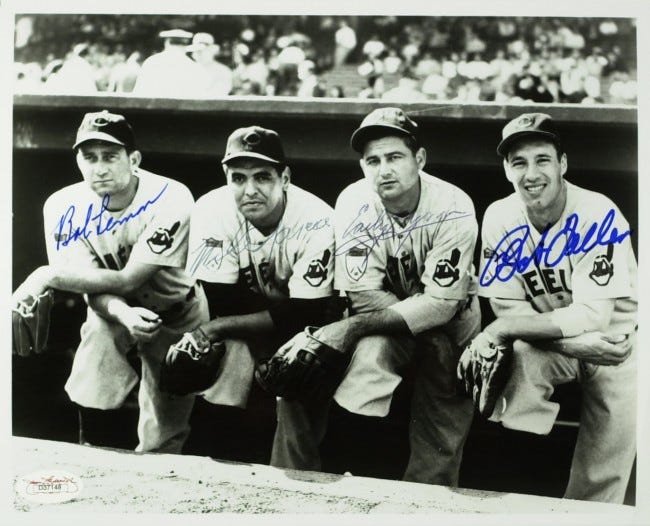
[43,42,97,95]
[133,29,208,98]
[187,32,233,97]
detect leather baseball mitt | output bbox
[457,332,513,418]
[160,327,226,396]
[12,289,54,357]
[255,326,350,403]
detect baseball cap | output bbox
[496,113,561,157]
[350,107,418,153]
[73,110,136,151]
[222,126,285,165]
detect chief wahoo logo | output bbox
[589,244,614,286]
[433,248,461,287]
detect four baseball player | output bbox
[12,107,636,504]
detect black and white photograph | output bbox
[5,0,648,522]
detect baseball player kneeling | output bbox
[270,107,481,486]
[161,126,342,415]
[12,111,208,453]
[459,113,637,503]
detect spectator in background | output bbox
[358,74,385,99]
[108,51,142,93]
[15,61,45,93]
[382,71,426,102]
[276,35,306,95]
[133,29,208,98]
[43,43,97,94]
[334,19,357,66]
[297,60,318,97]
[383,48,402,74]
[188,32,233,97]
[329,85,345,98]
[362,34,386,61]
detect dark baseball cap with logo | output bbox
[222,126,286,165]
[496,112,561,157]
[73,110,137,151]
[350,107,418,153]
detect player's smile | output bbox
[505,139,567,226]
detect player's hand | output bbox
[556,331,632,365]
[275,330,312,362]
[116,306,162,343]
[12,266,52,308]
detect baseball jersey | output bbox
[479,182,637,334]
[43,168,196,313]
[334,171,478,307]
[187,184,334,300]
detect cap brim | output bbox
[350,124,414,153]
[73,132,126,150]
[222,151,282,164]
[496,130,559,157]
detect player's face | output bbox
[504,139,567,215]
[360,136,425,210]
[225,159,289,231]
[76,141,139,197]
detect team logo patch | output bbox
[433,248,461,287]
[303,249,331,287]
[345,246,369,281]
[147,221,180,254]
[589,244,614,286]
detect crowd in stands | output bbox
[14,15,637,105]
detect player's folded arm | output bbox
[346,289,401,314]
[40,260,161,297]
[487,297,616,342]
[388,294,461,335]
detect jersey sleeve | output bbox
[185,191,240,284]
[569,203,635,301]
[420,191,478,300]
[287,210,335,299]
[43,193,101,269]
[333,189,386,292]
[129,180,193,269]
[478,201,528,300]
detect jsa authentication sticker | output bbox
[15,469,83,504]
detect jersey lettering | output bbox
[522,268,572,298]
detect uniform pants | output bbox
[271,330,475,486]
[490,334,637,503]
[64,288,209,454]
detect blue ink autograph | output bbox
[334,204,472,259]
[480,208,630,286]
[55,184,168,250]
[187,216,330,275]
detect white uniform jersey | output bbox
[334,171,478,304]
[43,168,196,313]
[187,184,334,300]
[133,47,209,98]
[479,182,637,334]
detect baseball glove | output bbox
[159,328,226,396]
[12,289,54,357]
[457,332,513,418]
[255,326,350,403]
